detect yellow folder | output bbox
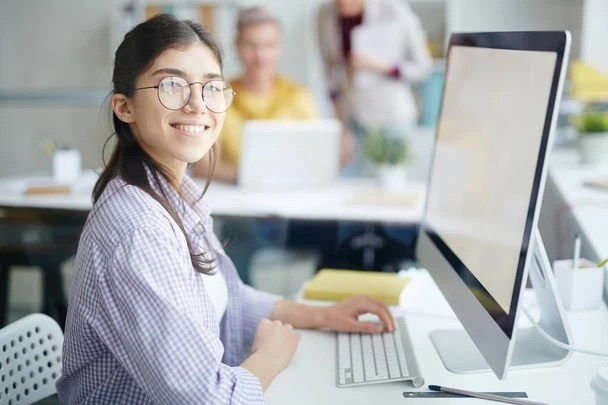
[302,268,410,305]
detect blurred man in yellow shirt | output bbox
[192,6,319,182]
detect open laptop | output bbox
[238,120,341,190]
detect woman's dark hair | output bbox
[94,14,221,274]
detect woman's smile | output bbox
[170,122,211,137]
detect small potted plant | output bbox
[573,110,608,164]
[363,128,412,191]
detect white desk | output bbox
[540,146,608,263]
[205,181,425,224]
[550,148,608,263]
[266,270,608,405]
[0,126,436,223]
[0,174,425,225]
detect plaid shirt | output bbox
[57,172,280,404]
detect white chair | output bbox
[0,314,63,404]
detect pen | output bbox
[572,233,581,271]
[428,385,548,405]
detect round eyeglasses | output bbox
[133,76,235,113]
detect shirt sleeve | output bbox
[395,2,433,83]
[95,224,265,405]
[240,283,282,346]
[317,3,346,99]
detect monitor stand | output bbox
[429,228,572,374]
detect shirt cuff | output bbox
[232,366,266,405]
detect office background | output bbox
[2,0,608,177]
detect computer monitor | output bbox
[415,31,571,379]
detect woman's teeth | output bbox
[172,124,206,134]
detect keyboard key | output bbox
[350,335,364,383]
[338,333,351,385]
[393,327,409,376]
[372,333,389,380]
[383,332,402,378]
[361,334,383,381]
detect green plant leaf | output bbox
[573,111,608,134]
[362,128,411,165]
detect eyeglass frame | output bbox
[131,77,235,113]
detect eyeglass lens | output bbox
[157,76,234,112]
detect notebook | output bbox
[303,269,410,305]
[351,21,405,88]
[24,184,71,195]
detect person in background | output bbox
[318,0,432,270]
[192,6,321,183]
[318,0,432,176]
[57,14,395,404]
[192,6,341,285]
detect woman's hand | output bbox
[321,295,396,333]
[340,128,356,167]
[242,319,301,391]
[350,53,392,75]
[250,319,301,363]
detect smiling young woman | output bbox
[108,45,227,188]
[57,14,395,404]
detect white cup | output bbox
[554,258,605,311]
[591,365,608,405]
[53,148,81,183]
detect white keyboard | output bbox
[336,316,424,388]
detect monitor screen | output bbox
[426,45,557,317]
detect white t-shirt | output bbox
[204,270,228,320]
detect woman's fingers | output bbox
[368,297,396,331]
[346,319,384,334]
[355,296,395,332]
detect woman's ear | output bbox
[112,93,135,123]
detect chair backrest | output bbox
[0,314,63,405]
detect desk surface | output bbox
[0,173,426,224]
[548,147,608,261]
[265,270,608,405]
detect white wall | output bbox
[0,0,122,177]
[581,0,608,73]
[446,0,584,59]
